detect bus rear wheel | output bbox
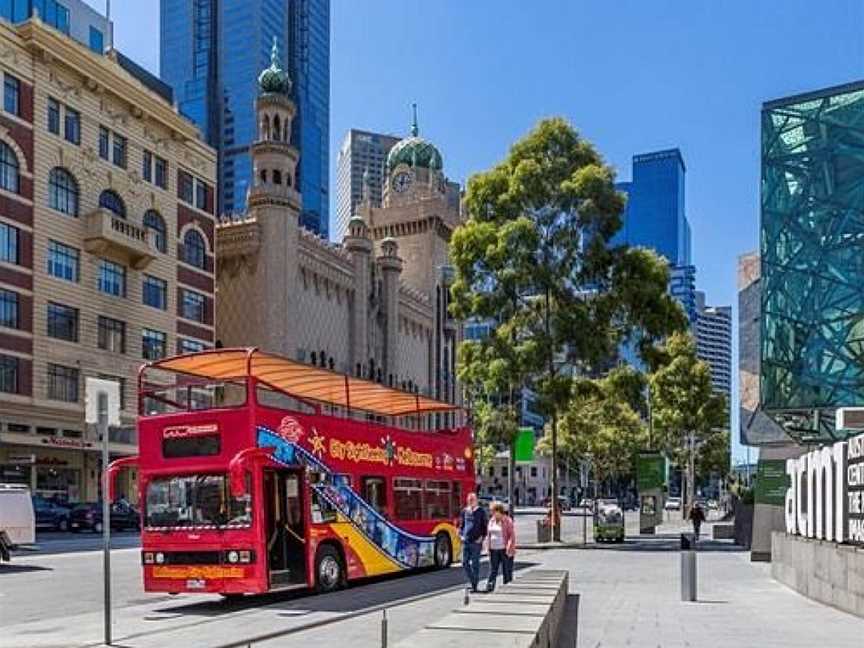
[434,533,452,568]
[315,545,344,593]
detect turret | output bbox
[377,237,403,383]
[344,215,373,375]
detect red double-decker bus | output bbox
[107,348,474,597]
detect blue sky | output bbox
[94,1,864,462]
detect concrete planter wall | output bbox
[772,531,864,618]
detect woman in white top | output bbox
[485,501,516,591]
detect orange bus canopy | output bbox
[145,348,459,417]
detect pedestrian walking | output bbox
[485,501,516,592]
[690,502,706,540]
[459,492,487,593]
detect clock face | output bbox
[392,171,412,193]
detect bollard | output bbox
[463,587,470,606]
[380,608,388,648]
[680,549,697,601]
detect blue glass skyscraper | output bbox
[160,0,329,236]
[614,148,696,322]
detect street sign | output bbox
[514,427,535,462]
[754,459,789,507]
[85,378,121,427]
[637,453,666,492]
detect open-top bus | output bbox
[107,348,475,596]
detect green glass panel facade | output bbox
[761,81,864,425]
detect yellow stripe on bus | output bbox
[328,520,403,577]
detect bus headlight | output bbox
[143,552,154,564]
[155,552,165,564]
[227,550,239,564]
[239,550,251,563]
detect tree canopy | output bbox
[451,118,687,415]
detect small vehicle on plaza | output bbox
[107,348,475,597]
[593,502,625,543]
[0,484,35,561]
[664,497,682,511]
[32,496,71,532]
[70,501,140,533]
[541,495,571,512]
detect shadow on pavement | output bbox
[600,536,746,553]
[0,563,53,574]
[148,559,541,618]
[106,560,541,648]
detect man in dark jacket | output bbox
[459,492,487,592]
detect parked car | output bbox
[32,496,71,532]
[579,498,594,512]
[70,501,140,533]
[664,497,682,511]
[541,496,571,511]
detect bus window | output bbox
[162,433,220,458]
[393,478,422,521]
[256,384,316,414]
[423,480,451,519]
[362,477,387,515]
[310,489,338,524]
[451,481,463,516]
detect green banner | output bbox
[754,459,789,506]
[513,427,535,462]
[636,452,665,492]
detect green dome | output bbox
[258,38,291,95]
[386,103,443,171]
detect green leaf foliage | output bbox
[649,332,729,476]
[451,117,686,417]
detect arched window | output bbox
[283,122,290,143]
[143,210,166,253]
[0,142,19,194]
[99,190,126,218]
[262,114,270,140]
[259,169,267,184]
[48,167,79,216]
[286,171,292,187]
[273,170,282,185]
[273,115,281,141]
[183,229,206,269]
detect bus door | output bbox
[263,469,306,588]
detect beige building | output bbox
[0,18,217,503]
[218,47,463,410]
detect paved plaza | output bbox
[2,520,862,648]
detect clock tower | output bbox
[350,104,464,405]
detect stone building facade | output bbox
[217,46,463,407]
[0,18,217,503]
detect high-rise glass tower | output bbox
[160,0,330,235]
[615,148,696,321]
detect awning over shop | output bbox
[144,348,460,418]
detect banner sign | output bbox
[785,431,864,544]
[514,427,535,462]
[755,459,788,507]
[636,453,665,492]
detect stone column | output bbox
[377,237,403,383]
[344,216,373,376]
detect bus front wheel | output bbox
[315,545,344,593]
[434,533,452,568]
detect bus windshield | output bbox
[140,367,246,417]
[145,474,252,529]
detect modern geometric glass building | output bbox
[761,80,864,441]
[160,0,329,235]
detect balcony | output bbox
[83,208,157,269]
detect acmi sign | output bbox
[785,427,864,544]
